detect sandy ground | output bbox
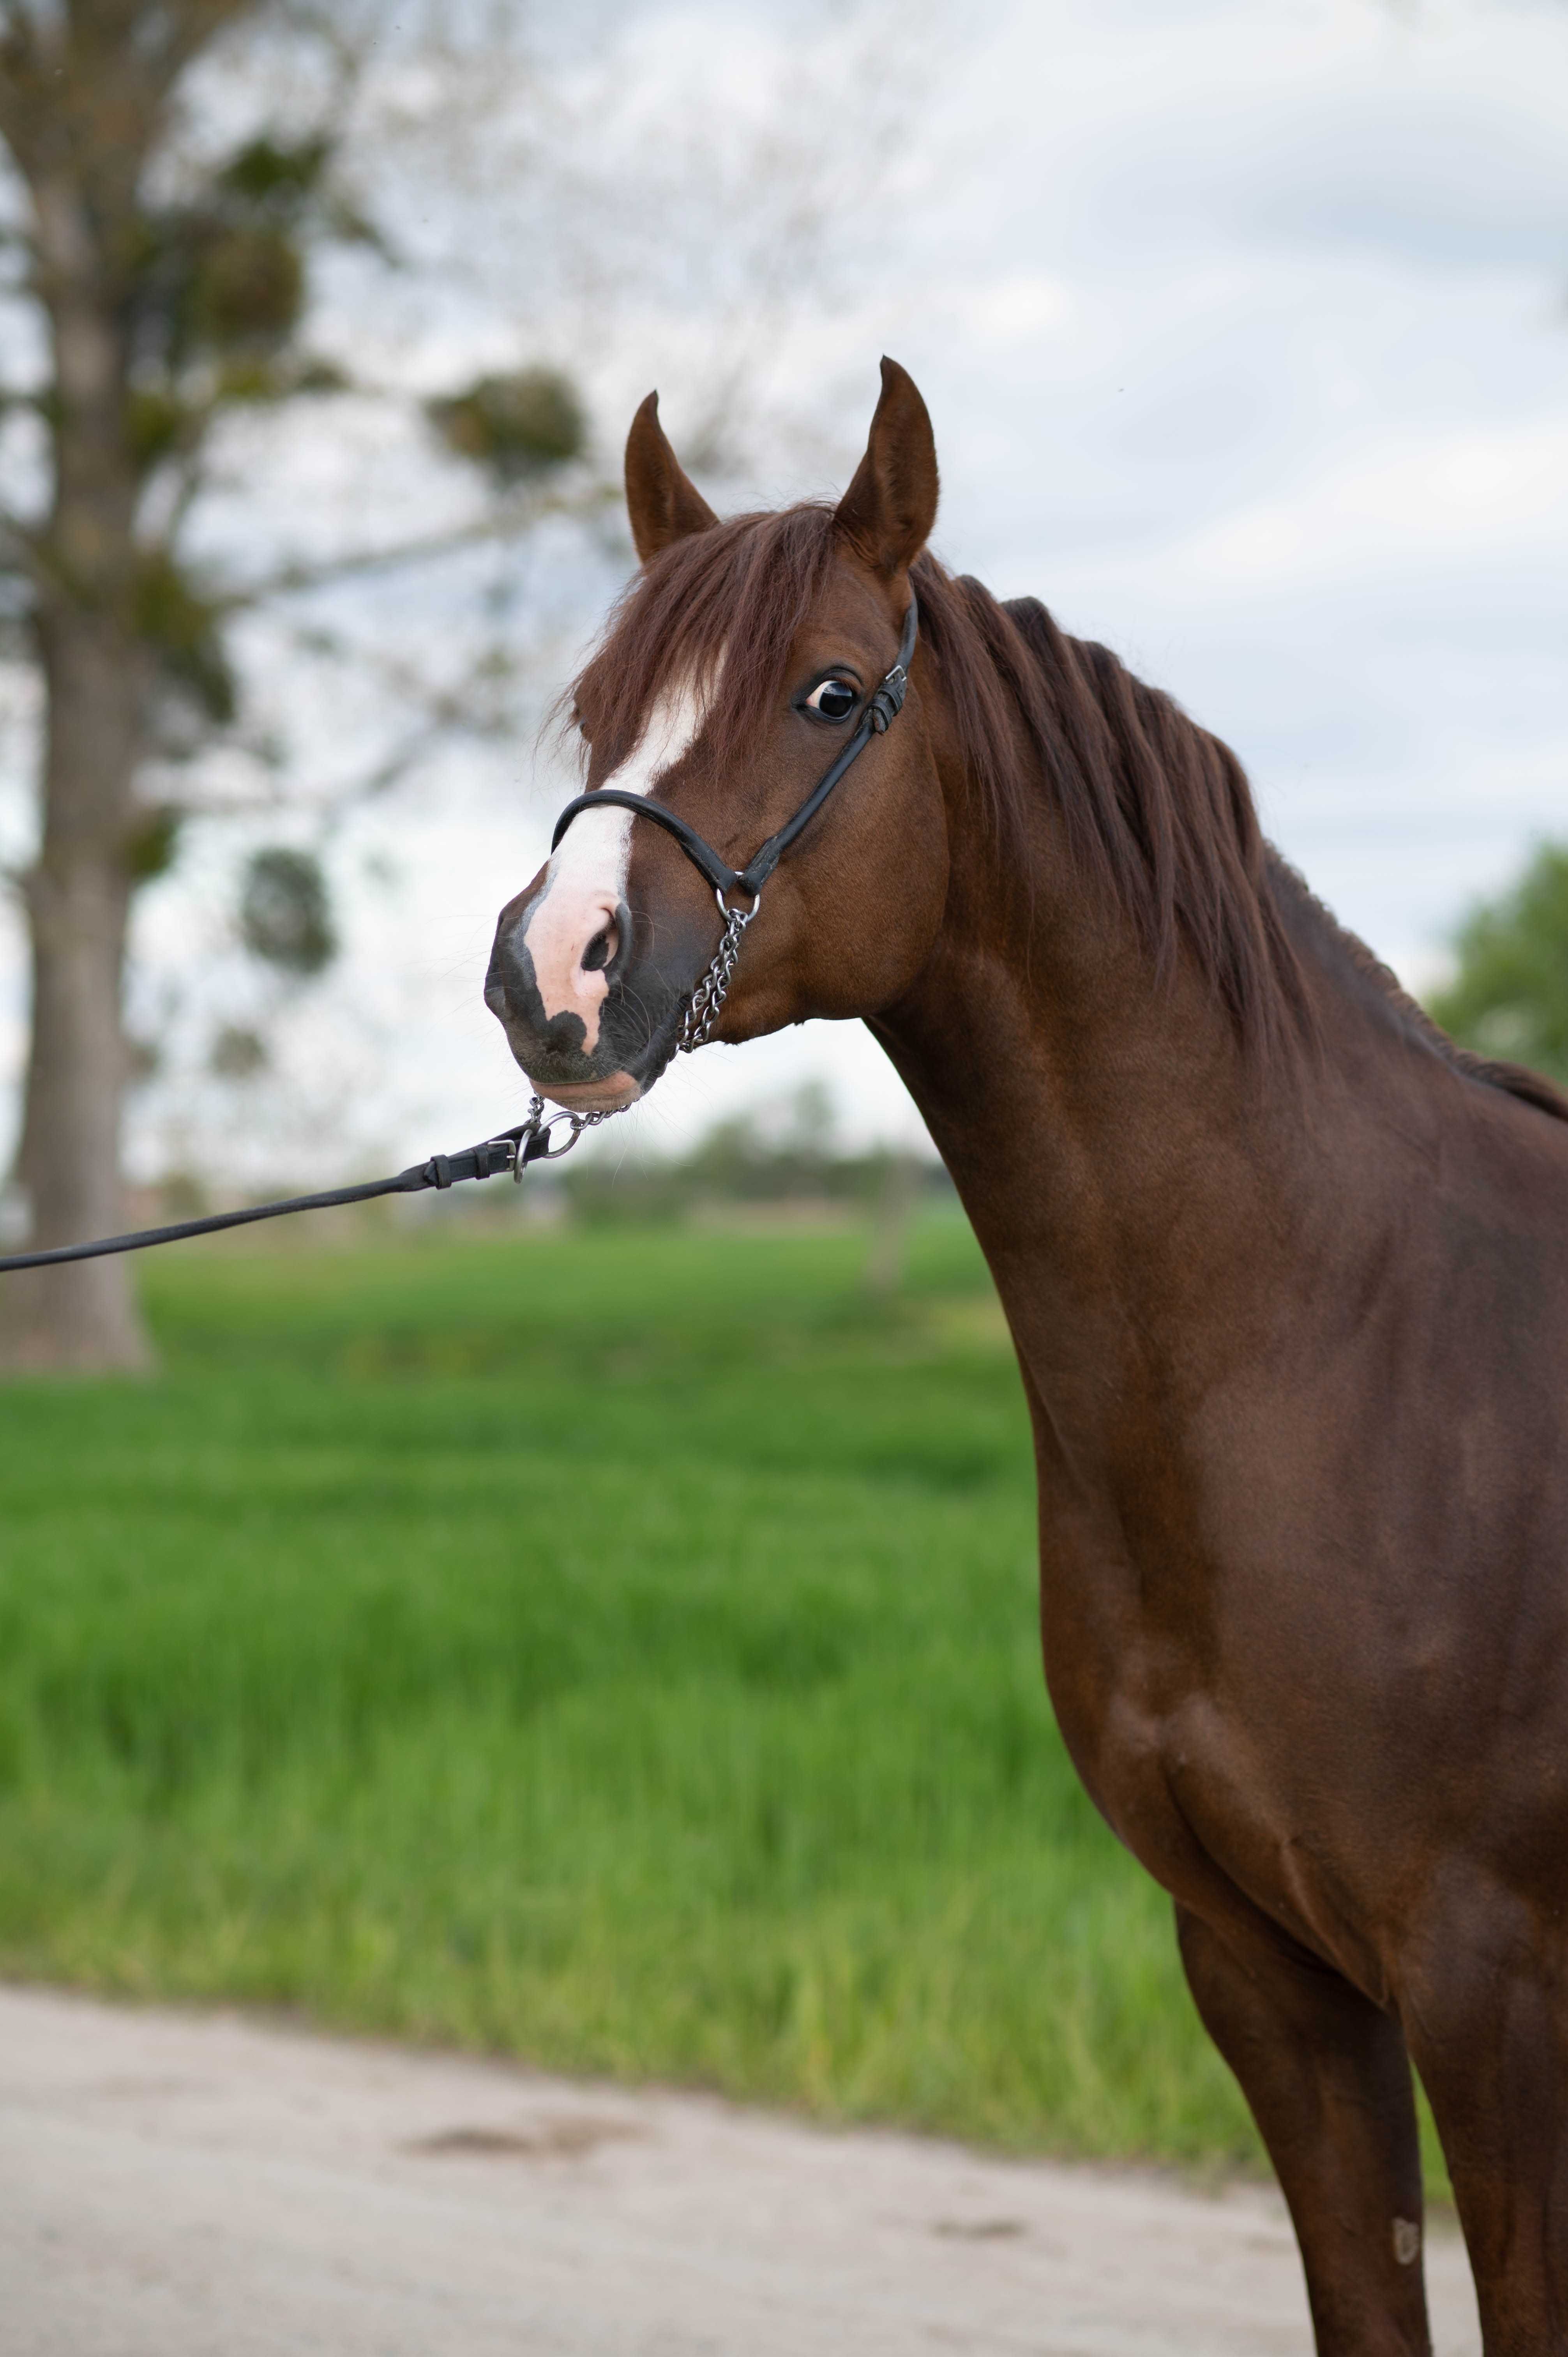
[0,1983,1481,2356]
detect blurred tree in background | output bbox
[0,2,594,1368]
[0,0,901,1371]
[1429,842,1568,1087]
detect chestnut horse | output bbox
[487,359,1568,2356]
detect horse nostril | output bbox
[581,919,618,974]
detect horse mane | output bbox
[569,503,1568,1121]
[1264,856,1568,1123]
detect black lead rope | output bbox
[0,1112,579,1274]
[0,597,921,1279]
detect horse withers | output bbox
[486,359,1568,2357]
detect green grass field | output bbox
[0,1212,1275,2168]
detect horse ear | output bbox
[624,392,719,566]
[833,357,939,579]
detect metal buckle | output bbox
[869,660,909,734]
[514,1095,621,1176]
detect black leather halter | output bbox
[550,594,919,910]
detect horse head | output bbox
[485,359,950,1112]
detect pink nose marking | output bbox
[518,680,707,1055]
[524,877,618,1053]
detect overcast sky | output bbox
[928,0,1568,975]
[9,0,1566,1180]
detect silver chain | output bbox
[678,894,760,1055]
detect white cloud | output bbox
[955,272,1076,350]
[1175,419,1568,587]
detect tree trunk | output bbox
[0,164,152,1374]
[0,624,149,1372]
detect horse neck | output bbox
[869,735,1390,1477]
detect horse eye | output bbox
[803,677,857,722]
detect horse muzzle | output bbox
[484,889,680,1110]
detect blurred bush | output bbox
[1430,841,1568,1085]
[428,368,587,483]
[555,1085,948,1230]
[208,1025,270,1081]
[239,847,337,977]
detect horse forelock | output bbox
[564,505,842,784]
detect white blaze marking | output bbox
[524,685,705,1055]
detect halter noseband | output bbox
[549,594,919,1052]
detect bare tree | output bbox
[0,2,603,1368]
[0,5,247,1367]
[0,0,920,1370]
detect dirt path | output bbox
[1,1983,1478,2355]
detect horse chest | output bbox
[1035,1522,1394,1991]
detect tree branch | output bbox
[312,714,452,825]
[0,497,40,581]
[166,709,452,829]
[0,2,46,155]
[0,2,37,59]
[123,0,267,101]
[213,480,615,614]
